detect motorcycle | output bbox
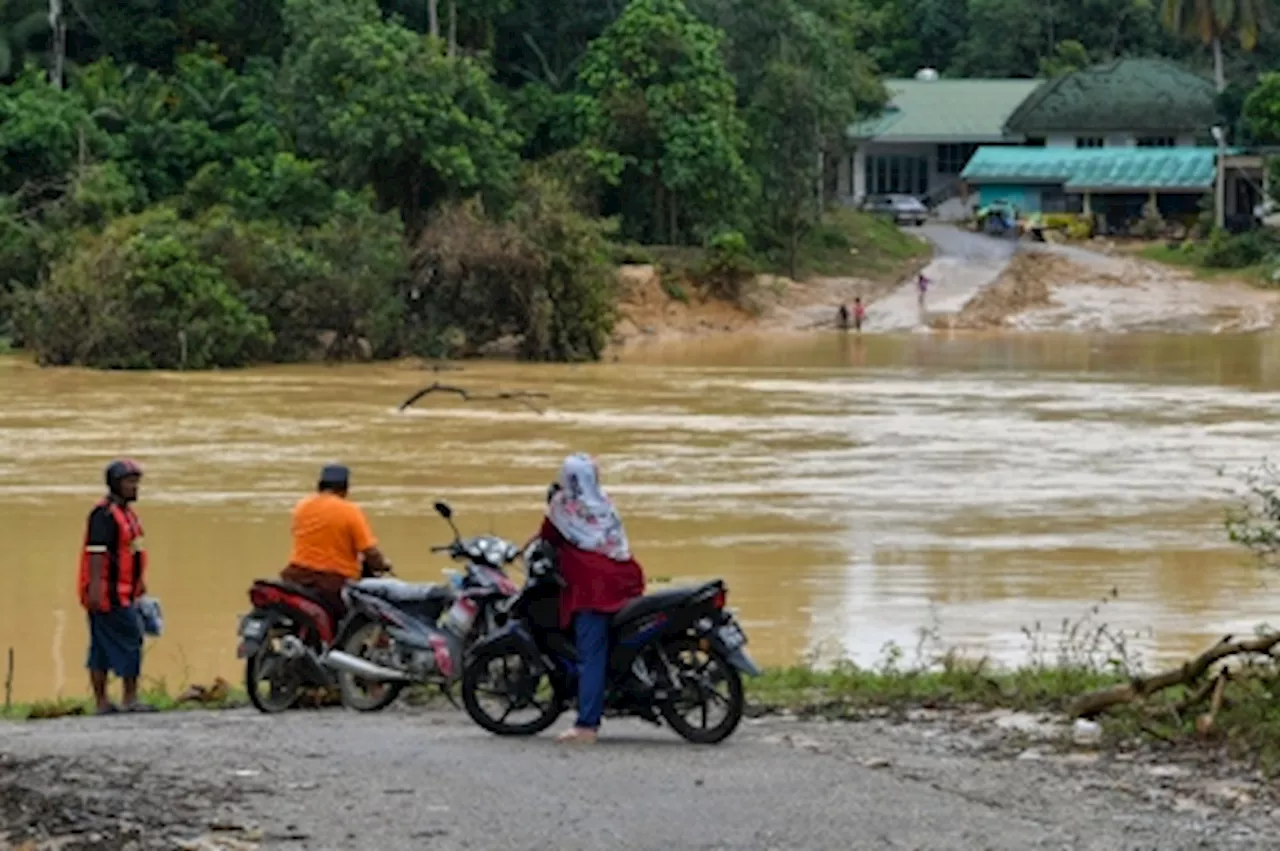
[235,577,380,714]
[459,537,759,744]
[320,501,522,711]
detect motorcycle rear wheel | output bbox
[658,638,744,745]
[336,621,406,712]
[461,645,562,736]
[245,631,304,714]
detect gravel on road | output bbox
[0,706,1273,851]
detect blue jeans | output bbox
[573,611,610,729]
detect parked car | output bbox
[863,194,928,226]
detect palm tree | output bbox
[1160,0,1266,91]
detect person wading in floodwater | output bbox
[853,296,865,332]
[79,459,157,714]
[917,273,931,309]
[836,303,850,330]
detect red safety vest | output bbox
[78,499,148,611]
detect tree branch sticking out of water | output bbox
[397,382,549,414]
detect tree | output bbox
[282,0,521,231]
[0,68,112,195]
[1242,71,1280,144]
[952,0,1044,77]
[579,0,750,244]
[0,0,50,79]
[1161,0,1266,91]
[1039,39,1091,77]
[694,0,883,270]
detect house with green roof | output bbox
[840,59,1234,223]
[1002,58,1218,149]
[839,71,1040,212]
[956,60,1265,231]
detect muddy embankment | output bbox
[608,258,924,349]
[939,248,1280,334]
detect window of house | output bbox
[1075,136,1105,149]
[1040,188,1085,214]
[1136,136,1177,148]
[864,155,929,196]
[936,143,978,175]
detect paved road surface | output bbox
[869,225,1018,331]
[0,707,1267,850]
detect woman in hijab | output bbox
[537,453,645,744]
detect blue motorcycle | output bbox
[459,537,759,744]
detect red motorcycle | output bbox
[237,573,455,713]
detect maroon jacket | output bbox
[539,518,645,628]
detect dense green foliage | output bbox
[5,0,1280,367]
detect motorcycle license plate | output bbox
[717,622,746,651]
[239,616,267,639]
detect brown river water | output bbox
[4,331,1280,701]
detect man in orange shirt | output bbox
[281,464,392,617]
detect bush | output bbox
[412,173,616,361]
[16,196,411,369]
[201,197,410,361]
[1202,228,1278,269]
[700,229,756,301]
[16,207,272,369]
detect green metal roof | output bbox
[1004,59,1217,136]
[848,78,1043,142]
[960,146,1221,191]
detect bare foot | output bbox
[556,726,598,745]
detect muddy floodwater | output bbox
[5,332,1280,700]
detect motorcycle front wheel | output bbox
[461,644,562,736]
[245,629,305,714]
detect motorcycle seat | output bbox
[353,578,454,605]
[254,579,332,610]
[611,581,721,626]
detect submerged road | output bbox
[0,707,1268,850]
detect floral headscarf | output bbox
[546,453,631,562]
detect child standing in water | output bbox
[853,296,865,332]
[916,273,930,308]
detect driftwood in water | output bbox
[1070,631,1280,718]
[397,382,549,414]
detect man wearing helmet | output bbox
[79,459,155,714]
[281,464,392,618]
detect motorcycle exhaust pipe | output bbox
[322,650,411,682]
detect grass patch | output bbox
[4,681,249,720]
[745,657,1124,717]
[1139,243,1269,283]
[788,209,930,280]
[632,210,930,297]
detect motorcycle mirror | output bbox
[435,500,462,541]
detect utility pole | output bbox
[49,0,65,89]
[1213,125,1226,231]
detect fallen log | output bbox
[1070,631,1280,718]
[397,382,549,414]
